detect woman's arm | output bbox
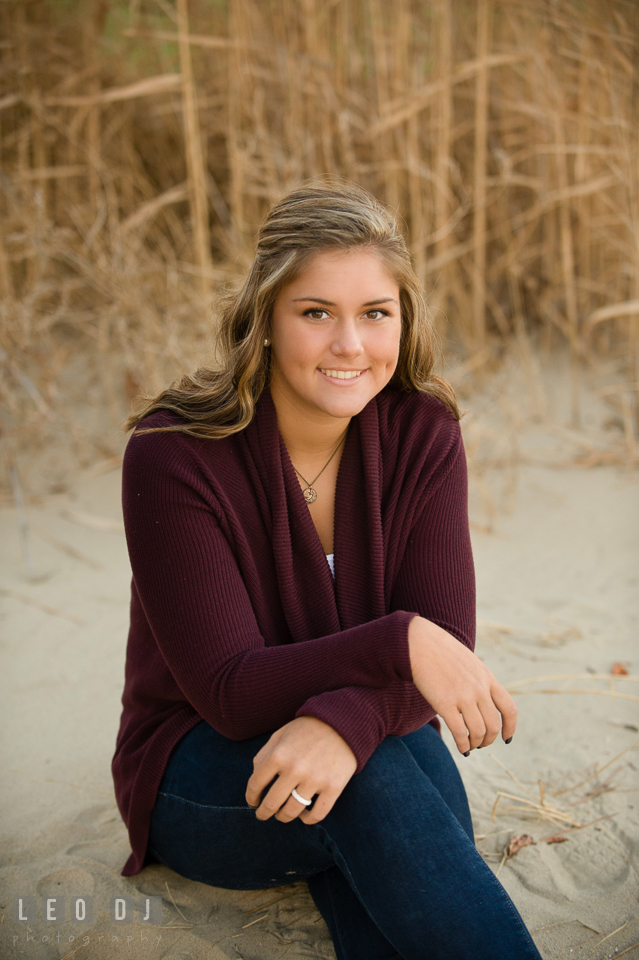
[395,433,516,753]
[295,430,514,765]
[295,681,433,770]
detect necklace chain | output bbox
[292,432,347,504]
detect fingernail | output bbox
[505,736,513,744]
[463,750,471,757]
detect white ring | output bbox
[291,788,313,806]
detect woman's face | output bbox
[269,248,402,423]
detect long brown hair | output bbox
[127,180,460,436]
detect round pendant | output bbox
[303,487,317,504]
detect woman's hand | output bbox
[408,616,517,756]
[245,716,358,824]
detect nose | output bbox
[331,318,363,358]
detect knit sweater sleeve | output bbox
[122,429,415,746]
[296,428,475,769]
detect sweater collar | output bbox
[244,388,386,641]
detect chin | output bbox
[314,393,375,419]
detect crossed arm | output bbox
[246,617,517,824]
[124,430,516,828]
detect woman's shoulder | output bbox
[122,411,251,523]
[373,390,466,502]
[375,388,461,455]
[123,410,233,479]
[125,410,192,459]
[130,408,186,432]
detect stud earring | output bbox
[264,338,270,347]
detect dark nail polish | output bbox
[463,750,471,757]
[505,736,513,744]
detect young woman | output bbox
[113,182,542,960]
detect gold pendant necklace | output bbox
[292,432,347,504]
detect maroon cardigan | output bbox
[113,386,475,876]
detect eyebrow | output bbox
[291,297,398,306]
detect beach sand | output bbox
[1,365,638,959]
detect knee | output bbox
[336,737,423,816]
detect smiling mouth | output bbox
[319,369,365,380]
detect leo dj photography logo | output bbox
[11,895,164,949]
[14,895,162,924]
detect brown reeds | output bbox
[0,0,637,484]
[176,0,213,299]
[472,0,491,349]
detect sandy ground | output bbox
[1,364,638,960]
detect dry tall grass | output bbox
[0,0,637,489]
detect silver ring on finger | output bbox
[291,788,313,806]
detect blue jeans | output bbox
[148,722,542,960]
